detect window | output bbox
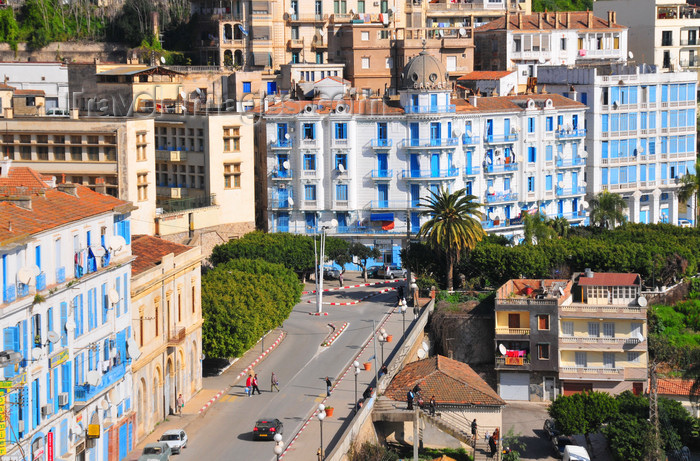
[446,56,456,72]
[545,175,552,191]
[315,52,323,64]
[538,315,550,330]
[627,351,640,363]
[303,123,315,140]
[537,343,550,360]
[361,57,370,69]
[513,38,521,52]
[527,176,535,192]
[137,172,148,201]
[292,52,300,63]
[304,184,317,201]
[335,153,347,169]
[603,322,615,338]
[603,352,616,368]
[334,123,347,140]
[546,116,553,131]
[661,30,673,46]
[385,57,393,69]
[335,184,348,201]
[303,153,316,170]
[528,146,536,162]
[242,81,252,93]
[588,322,600,337]
[224,162,241,189]
[560,37,566,50]
[361,31,369,41]
[291,26,299,40]
[223,126,240,152]
[562,321,574,336]
[527,117,535,133]
[575,351,587,367]
[357,0,365,13]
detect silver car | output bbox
[159,429,188,454]
[138,442,172,461]
[377,265,406,279]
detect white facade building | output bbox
[0,164,136,461]
[538,64,697,225]
[264,52,587,259]
[0,63,69,111]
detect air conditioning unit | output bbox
[58,393,69,406]
[41,405,53,417]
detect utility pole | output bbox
[649,362,662,460]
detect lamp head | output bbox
[400,305,407,313]
[353,360,360,368]
[318,403,325,412]
[355,367,361,375]
[274,433,283,443]
[274,445,284,455]
[380,328,387,336]
[317,411,326,421]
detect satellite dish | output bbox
[580,150,588,158]
[581,181,587,187]
[498,344,507,355]
[90,246,106,258]
[160,56,166,64]
[282,160,290,170]
[179,90,186,99]
[87,370,101,387]
[285,133,291,140]
[179,104,186,112]
[558,181,565,188]
[581,200,589,208]
[452,127,462,137]
[100,399,110,411]
[438,30,444,37]
[195,88,202,95]
[108,288,120,305]
[637,296,648,307]
[486,157,493,164]
[108,235,126,253]
[489,211,496,220]
[108,387,121,403]
[17,265,40,285]
[319,29,326,37]
[47,331,60,344]
[628,51,634,59]
[338,163,345,172]
[127,337,142,361]
[459,28,467,37]
[488,186,495,195]
[287,197,294,206]
[422,341,429,352]
[65,319,76,332]
[330,218,339,227]
[31,348,42,360]
[466,130,472,137]
[417,349,427,359]
[288,7,294,14]
[538,57,546,64]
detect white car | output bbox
[377,265,406,279]
[159,429,187,454]
[679,219,692,228]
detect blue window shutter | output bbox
[8,390,19,442]
[124,219,131,244]
[60,302,67,347]
[80,295,84,336]
[115,281,121,317]
[46,372,51,405]
[47,308,53,354]
[87,291,93,331]
[21,321,27,361]
[123,274,128,316]
[53,368,59,414]
[119,424,127,460]
[128,422,133,451]
[101,284,107,324]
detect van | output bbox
[562,445,590,461]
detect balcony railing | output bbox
[556,186,586,196]
[168,327,187,345]
[75,363,126,402]
[155,149,188,162]
[159,194,216,213]
[495,356,531,366]
[464,166,481,175]
[402,137,459,148]
[680,58,700,68]
[270,139,293,149]
[370,139,392,148]
[35,273,46,292]
[368,200,410,209]
[56,267,66,284]
[3,286,15,304]
[482,216,525,229]
[485,192,519,203]
[556,157,585,168]
[300,138,318,148]
[401,168,460,179]
[559,336,645,347]
[559,366,624,379]
[269,198,293,209]
[484,163,518,174]
[557,211,584,220]
[370,169,393,179]
[495,328,530,335]
[462,135,478,145]
[405,105,456,114]
[271,169,293,179]
[555,128,586,139]
[17,283,29,298]
[484,134,518,143]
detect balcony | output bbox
[157,186,188,199]
[3,286,15,304]
[680,58,700,68]
[270,139,293,149]
[485,191,519,203]
[55,267,66,284]
[464,165,481,176]
[555,129,586,139]
[556,186,586,197]
[482,216,525,229]
[370,139,392,150]
[556,157,585,168]
[332,138,349,147]
[159,194,216,213]
[495,327,530,336]
[405,105,456,114]
[559,336,646,351]
[168,327,187,345]
[559,366,624,380]
[484,134,518,144]
[401,168,460,179]
[462,134,478,145]
[288,39,304,49]
[560,303,646,319]
[495,356,531,368]
[74,363,126,402]
[557,211,585,220]
[496,296,557,307]
[35,273,46,292]
[269,198,293,209]
[368,200,410,210]
[270,169,293,180]
[155,149,188,162]
[300,138,318,148]
[402,138,459,149]
[370,169,393,179]
[17,283,29,298]
[484,163,518,174]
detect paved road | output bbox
[178,282,401,461]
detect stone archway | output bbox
[165,358,173,416]
[137,377,147,437]
[224,50,233,67]
[234,50,243,67]
[153,366,162,422]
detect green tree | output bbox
[522,212,555,244]
[678,161,700,227]
[347,242,381,282]
[0,9,19,51]
[549,216,570,238]
[418,188,484,291]
[589,191,628,229]
[501,428,527,461]
[603,415,653,461]
[549,391,619,447]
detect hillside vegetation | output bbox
[531,0,594,11]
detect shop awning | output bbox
[370,213,394,221]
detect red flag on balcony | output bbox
[381,221,395,230]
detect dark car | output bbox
[543,418,560,439]
[366,265,382,278]
[552,435,574,459]
[253,418,284,440]
[323,266,340,280]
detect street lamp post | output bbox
[317,404,326,460]
[273,433,283,461]
[353,360,360,412]
[400,300,407,337]
[315,220,338,315]
[378,329,388,364]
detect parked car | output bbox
[158,429,188,454]
[322,266,341,280]
[377,265,406,279]
[366,265,383,278]
[138,442,172,461]
[679,219,692,228]
[543,418,560,439]
[562,445,590,461]
[552,435,574,459]
[253,418,284,440]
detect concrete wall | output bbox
[0,42,128,63]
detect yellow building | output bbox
[129,235,203,442]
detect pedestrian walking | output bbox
[338,272,344,287]
[488,435,497,458]
[484,430,491,443]
[245,374,252,397]
[429,395,436,416]
[176,393,184,415]
[406,389,414,410]
[413,303,420,319]
[252,373,261,395]
[471,418,478,444]
[326,376,332,396]
[271,371,280,392]
[493,427,500,442]
[363,386,373,400]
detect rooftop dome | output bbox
[400,50,448,91]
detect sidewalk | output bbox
[280,298,419,461]
[128,329,286,459]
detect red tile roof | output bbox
[457,71,515,81]
[264,98,405,115]
[455,93,585,113]
[384,355,505,406]
[656,378,697,397]
[577,272,640,287]
[476,11,626,32]
[0,83,15,91]
[0,167,131,242]
[131,235,192,275]
[13,89,45,96]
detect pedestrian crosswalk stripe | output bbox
[220,394,238,403]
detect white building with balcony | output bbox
[0,163,136,461]
[537,63,697,225]
[264,51,587,261]
[474,11,628,90]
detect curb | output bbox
[237,330,286,379]
[302,278,405,295]
[308,311,329,316]
[306,287,396,306]
[198,389,226,414]
[321,322,348,347]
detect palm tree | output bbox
[589,191,628,229]
[418,188,485,291]
[523,212,555,244]
[549,216,570,238]
[677,161,700,227]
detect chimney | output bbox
[566,12,570,28]
[505,11,509,30]
[6,196,32,210]
[538,12,541,29]
[57,183,79,197]
[612,11,616,25]
[70,108,79,120]
[608,10,613,27]
[469,94,478,107]
[0,157,11,177]
[3,107,12,119]
[588,10,593,28]
[555,11,559,29]
[518,12,522,29]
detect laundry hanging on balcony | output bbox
[381,221,395,231]
[237,24,248,36]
